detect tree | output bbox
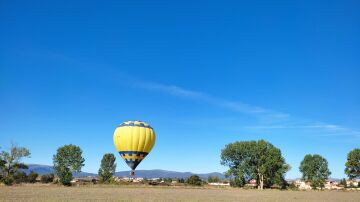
[0,158,5,172]
[207,176,220,183]
[53,144,85,186]
[98,153,116,183]
[345,148,360,180]
[186,175,202,186]
[177,178,185,183]
[0,144,30,185]
[28,171,38,183]
[230,176,246,187]
[221,140,290,190]
[299,154,331,189]
[339,178,347,188]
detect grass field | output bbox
[0,184,359,202]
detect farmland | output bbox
[0,184,359,202]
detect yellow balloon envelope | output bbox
[113,121,156,173]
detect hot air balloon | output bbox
[113,120,156,176]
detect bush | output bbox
[230,176,245,187]
[164,178,172,183]
[288,182,298,190]
[28,172,38,183]
[40,174,54,183]
[2,176,14,186]
[91,178,97,184]
[208,176,220,183]
[13,172,28,183]
[177,178,185,183]
[186,175,202,186]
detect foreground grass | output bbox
[0,184,359,202]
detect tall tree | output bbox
[98,153,116,183]
[345,148,360,180]
[299,154,331,189]
[0,144,30,178]
[221,140,289,190]
[53,144,85,186]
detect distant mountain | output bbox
[22,164,224,179]
[22,164,97,177]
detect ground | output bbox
[0,184,359,202]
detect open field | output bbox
[0,184,359,202]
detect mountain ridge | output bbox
[22,164,225,179]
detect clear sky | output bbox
[1,0,359,179]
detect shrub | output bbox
[28,172,38,183]
[40,174,54,183]
[13,172,28,183]
[288,182,298,190]
[3,176,14,186]
[164,178,172,183]
[230,176,245,187]
[208,176,220,183]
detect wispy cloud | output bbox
[22,50,358,138]
[134,81,289,122]
[133,81,359,138]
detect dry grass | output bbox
[0,184,359,202]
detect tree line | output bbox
[1,141,359,189]
[221,140,359,189]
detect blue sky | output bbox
[1,0,359,179]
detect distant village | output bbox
[69,175,360,191]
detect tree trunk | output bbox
[258,174,264,190]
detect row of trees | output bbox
[221,140,360,189]
[0,143,210,186]
[53,144,118,185]
[1,141,359,188]
[0,144,115,186]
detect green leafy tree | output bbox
[230,176,246,187]
[186,175,202,186]
[53,144,85,186]
[207,176,220,183]
[0,159,5,173]
[299,154,331,189]
[98,153,116,183]
[0,144,30,177]
[28,171,38,183]
[221,140,290,190]
[345,148,360,180]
